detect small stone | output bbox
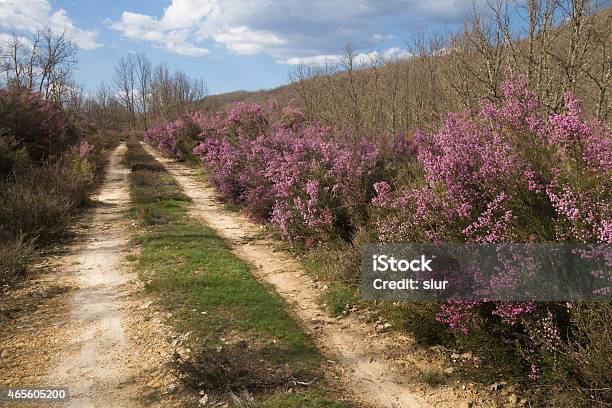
[443,367,455,374]
[198,394,209,406]
[508,394,518,404]
[491,381,507,391]
[199,390,205,396]
[459,402,473,408]
[166,383,177,394]
[140,301,153,309]
[375,323,391,333]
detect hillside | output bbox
[203,84,297,112]
[205,5,611,135]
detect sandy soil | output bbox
[144,144,501,408]
[0,144,183,408]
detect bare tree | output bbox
[1,29,76,101]
[0,32,27,88]
[113,54,137,129]
[148,62,207,121]
[36,29,78,100]
[135,52,152,129]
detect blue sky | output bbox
[1,0,487,94]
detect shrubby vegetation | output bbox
[0,27,128,285]
[0,88,117,284]
[145,69,611,405]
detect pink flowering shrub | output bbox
[192,103,386,240]
[143,114,202,161]
[145,76,610,386]
[0,88,75,162]
[143,119,183,158]
[374,79,610,247]
[74,140,95,159]
[373,74,611,380]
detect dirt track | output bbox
[144,143,494,408]
[46,143,136,406]
[0,144,180,408]
[1,143,495,408]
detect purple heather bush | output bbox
[372,74,611,381]
[191,102,386,241]
[144,75,611,386]
[0,89,75,162]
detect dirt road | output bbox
[1,144,179,408]
[47,143,136,406]
[1,142,493,408]
[144,144,491,408]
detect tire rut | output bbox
[143,144,440,408]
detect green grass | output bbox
[260,389,349,408]
[320,283,358,317]
[124,140,351,407]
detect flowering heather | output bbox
[143,119,184,158]
[0,89,73,160]
[374,75,611,246]
[145,76,611,381]
[191,103,385,241]
[371,76,611,376]
[75,140,95,159]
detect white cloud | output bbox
[159,0,217,30]
[111,0,480,59]
[373,34,395,42]
[0,0,101,49]
[382,47,412,60]
[282,47,411,66]
[282,54,343,66]
[213,26,286,55]
[110,11,210,56]
[165,41,210,57]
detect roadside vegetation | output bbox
[124,139,351,407]
[0,25,206,288]
[0,87,118,286]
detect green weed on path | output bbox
[124,139,351,407]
